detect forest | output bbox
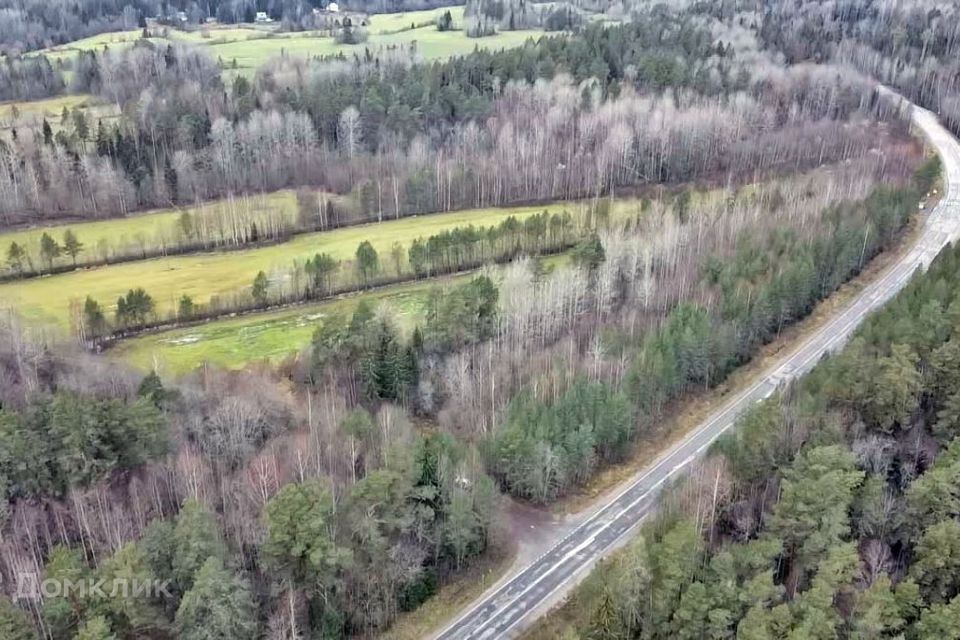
[0,148,930,639]
[1,0,958,638]
[0,0,476,55]
[567,213,960,640]
[0,8,889,227]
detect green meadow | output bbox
[110,276,459,375]
[208,27,543,74]
[111,252,571,376]
[0,199,606,333]
[30,7,545,76]
[0,190,300,271]
[0,94,120,141]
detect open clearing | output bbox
[0,94,120,141]
[0,190,300,271]
[208,26,543,74]
[0,199,613,333]
[30,7,545,75]
[111,252,570,375]
[111,276,456,375]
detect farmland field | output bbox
[111,251,569,375]
[0,94,121,140]
[111,276,459,375]
[0,190,301,272]
[367,7,467,33]
[208,27,543,74]
[29,7,546,76]
[0,198,611,332]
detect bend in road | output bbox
[434,94,960,640]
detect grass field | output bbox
[368,7,466,33]
[0,190,300,271]
[34,30,148,64]
[0,94,120,140]
[111,251,570,375]
[207,13,542,73]
[29,7,544,76]
[209,27,543,73]
[111,276,462,375]
[0,199,608,333]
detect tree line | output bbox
[0,128,928,640]
[3,193,339,281]
[427,154,931,502]
[0,0,488,56]
[571,221,960,640]
[0,56,65,102]
[0,10,898,233]
[0,313,499,638]
[299,156,929,503]
[83,210,581,342]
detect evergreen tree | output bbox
[571,233,606,271]
[769,446,864,576]
[75,616,116,640]
[6,241,27,274]
[585,589,623,639]
[251,271,269,305]
[355,240,379,286]
[263,479,352,593]
[39,232,60,269]
[41,545,91,638]
[62,229,83,266]
[171,500,228,592]
[911,519,960,604]
[914,594,960,637]
[0,596,37,640]
[115,288,155,326]
[305,252,339,294]
[137,370,174,409]
[92,543,164,636]
[437,10,454,31]
[175,557,256,640]
[83,296,107,339]
[178,294,195,320]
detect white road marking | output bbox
[434,93,960,640]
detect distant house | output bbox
[155,9,187,24]
[312,2,341,14]
[254,11,272,23]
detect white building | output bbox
[327,2,340,12]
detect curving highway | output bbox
[433,94,960,640]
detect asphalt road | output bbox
[433,95,960,640]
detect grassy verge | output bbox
[371,541,516,640]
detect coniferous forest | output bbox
[571,232,960,640]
